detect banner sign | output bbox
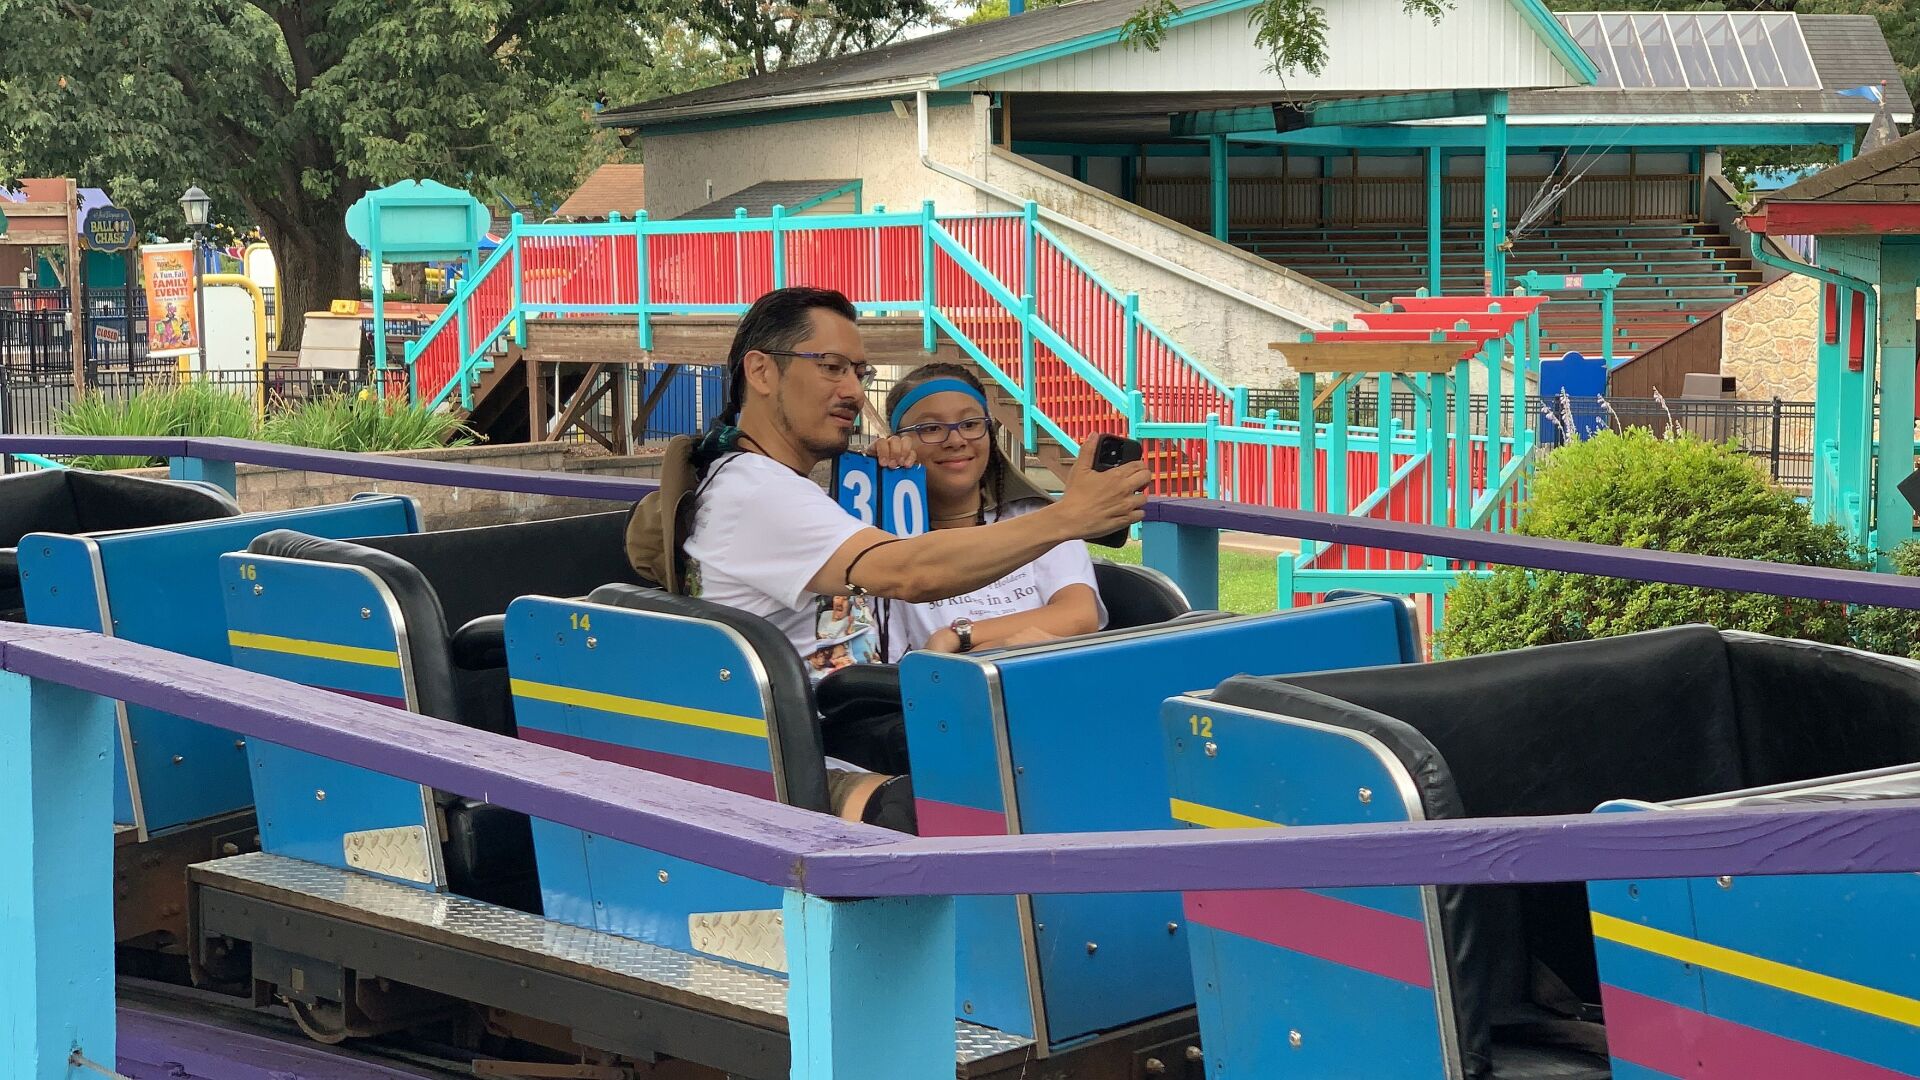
[83,207,136,253]
[140,243,200,358]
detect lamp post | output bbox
[179,185,212,372]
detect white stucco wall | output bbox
[642,97,1366,388]
[643,100,994,220]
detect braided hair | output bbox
[692,286,859,473]
[884,362,1011,526]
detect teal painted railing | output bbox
[400,202,1241,496]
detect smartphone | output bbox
[1092,433,1144,472]
[1087,433,1145,548]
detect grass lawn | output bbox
[1095,541,1278,614]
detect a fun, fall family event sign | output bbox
[140,242,199,357]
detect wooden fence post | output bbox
[0,672,118,1077]
[784,891,956,1080]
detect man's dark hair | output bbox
[717,286,858,427]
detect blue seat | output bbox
[224,510,647,911]
[23,493,419,836]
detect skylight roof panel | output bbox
[1670,15,1720,87]
[1562,14,1619,89]
[1764,14,1819,88]
[1734,13,1787,87]
[1604,14,1652,88]
[1635,15,1687,88]
[1700,14,1752,87]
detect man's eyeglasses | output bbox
[760,350,877,386]
[898,416,994,444]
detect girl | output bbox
[879,363,1106,658]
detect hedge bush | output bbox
[1441,427,1862,657]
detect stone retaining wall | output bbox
[133,442,662,530]
[1720,274,1819,402]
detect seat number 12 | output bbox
[1189,715,1213,738]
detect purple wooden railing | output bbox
[10,435,1920,1076]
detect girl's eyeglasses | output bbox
[899,416,994,444]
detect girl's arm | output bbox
[923,584,1100,653]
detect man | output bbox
[627,286,1149,821]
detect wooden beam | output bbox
[1747,201,1920,237]
[1270,340,1473,373]
[546,363,611,442]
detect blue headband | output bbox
[889,378,990,430]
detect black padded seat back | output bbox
[357,510,646,633]
[1724,634,1920,787]
[1280,625,1746,820]
[67,469,239,533]
[1094,560,1190,630]
[249,530,466,728]
[0,469,83,547]
[0,470,238,622]
[588,583,832,815]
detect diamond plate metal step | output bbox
[191,852,1034,1066]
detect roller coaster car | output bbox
[0,468,241,620]
[220,510,649,913]
[1164,625,1920,1080]
[15,489,419,954]
[504,583,1418,1062]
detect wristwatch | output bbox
[950,618,975,653]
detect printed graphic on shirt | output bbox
[805,594,877,679]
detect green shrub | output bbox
[1849,540,1920,660]
[1441,428,1861,657]
[262,391,472,452]
[55,379,259,469]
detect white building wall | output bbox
[983,0,1575,94]
[643,100,995,220]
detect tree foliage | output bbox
[1441,428,1862,657]
[1120,0,1452,77]
[0,0,756,347]
[676,0,948,76]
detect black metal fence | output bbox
[0,367,368,440]
[1539,395,1816,489]
[1,286,155,372]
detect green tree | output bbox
[1441,428,1862,657]
[0,0,700,348]
[677,0,951,76]
[1118,0,1452,76]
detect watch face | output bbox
[951,618,974,632]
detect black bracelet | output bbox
[842,538,904,596]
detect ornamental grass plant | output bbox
[54,381,471,467]
[260,390,472,453]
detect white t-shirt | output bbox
[683,453,881,681]
[882,500,1107,661]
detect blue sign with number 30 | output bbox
[834,456,927,536]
